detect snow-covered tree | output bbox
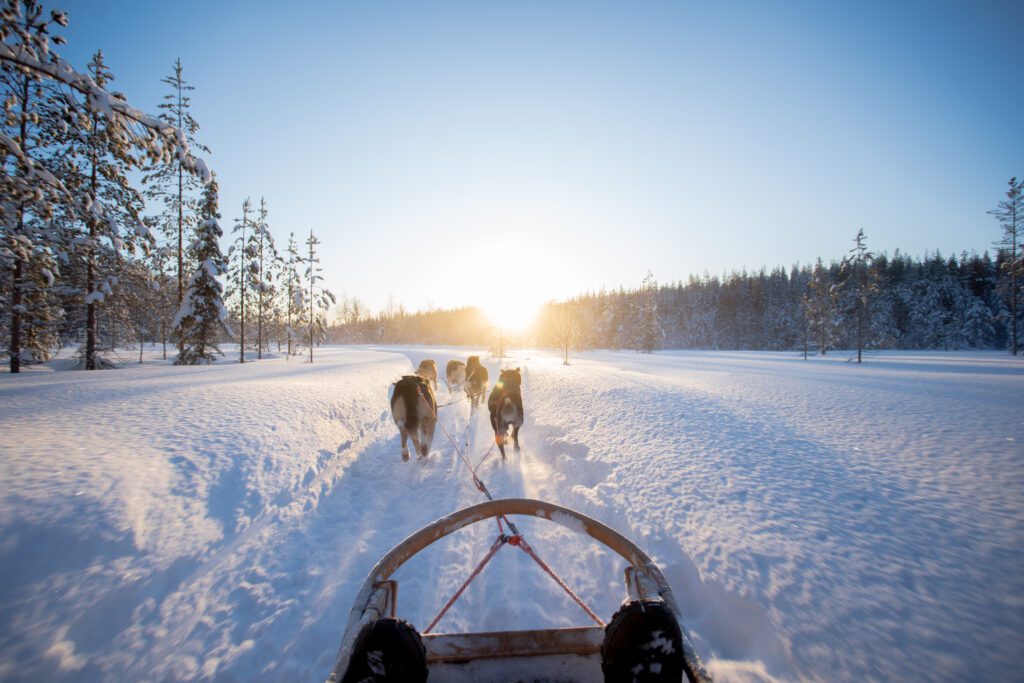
[281,231,305,357]
[636,270,662,353]
[144,239,176,358]
[248,197,277,358]
[226,198,252,362]
[837,229,876,363]
[142,58,209,309]
[962,294,994,349]
[1,1,68,372]
[1,1,210,371]
[303,229,333,362]
[803,259,836,355]
[989,177,1022,354]
[69,51,150,369]
[174,174,229,364]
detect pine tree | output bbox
[989,177,1023,354]
[303,229,333,362]
[145,240,176,359]
[226,198,252,362]
[142,58,209,310]
[1,1,68,372]
[174,174,229,364]
[69,51,150,369]
[282,231,305,357]
[248,197,277,358]
[636,270,662,353]
[804,259,836,355]
[837,229,876,363]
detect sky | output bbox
[55,0,1024,326]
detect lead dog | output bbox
[416,359,438,393]
[488,367,524,459]
[390,375,437,461]
[465,356,489,409]
[445,359,466,393]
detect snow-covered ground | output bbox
[1,346,1021,682]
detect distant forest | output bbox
[330,246,1019,356]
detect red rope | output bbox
[423,535,506,634]
[472,442,498,475]
[420,384,513,534]
[512,535,606,627]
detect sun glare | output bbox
[482,298,541,334]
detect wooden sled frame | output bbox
[327,497,709,681]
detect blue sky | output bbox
[57,0,1024,320]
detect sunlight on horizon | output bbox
[481,297,541,334]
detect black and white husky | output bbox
[487,367,524,459]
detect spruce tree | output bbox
[174,174,229,364]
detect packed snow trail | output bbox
[1,347,1022,682]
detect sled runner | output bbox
[326,498,711,682]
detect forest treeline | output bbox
[332,242,1021,358]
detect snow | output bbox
[0,347,1021,682]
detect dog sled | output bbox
[326,498,712,682]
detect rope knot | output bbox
[507,534,523,546]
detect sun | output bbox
[481,298,541,334]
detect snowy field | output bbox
[1,346,1022,682]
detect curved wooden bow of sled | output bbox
[327,498,711,682]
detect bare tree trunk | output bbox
[1012,201,1018,355]
[177,164,183,307]
[257,233,263,359]
[85,112,100,371]
[10,257,23,373]
[86,258,96,370]
[802,310,808,361]
[9,65,32,374]
[308,236,314,363]
[238,204,247,363]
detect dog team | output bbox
[389,355,523,462]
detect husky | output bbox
[445,359,466,394]
[390,375,437,461]
[465,355,489,410]
[488,367,524,459]
[415,359,438,393]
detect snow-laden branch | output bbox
[0,129,68,193]
[0,43,211,184]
